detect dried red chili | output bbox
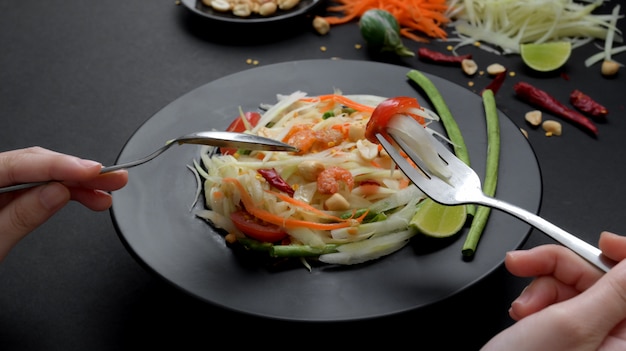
[482,70,507,96]
[514,82,598,137]
[257,168,295,197]
[569,89,608,121]
[417,47,471,66]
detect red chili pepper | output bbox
[569,89,608,121]
[482,70,507,96]
[514,82,598,137]
[417,47,471,66]
[257,168,295,197]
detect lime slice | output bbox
[520,42,572,72]
[410,198,467,238]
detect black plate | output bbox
[110,59,541,321]
[180,0,324,25]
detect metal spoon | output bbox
[0,131,298,194]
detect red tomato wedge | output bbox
[221,111,262,155]
[365,96,425,144]
[230,210,288,243]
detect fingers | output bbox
[69,189,114,211]
[65,170,129,193]
[508,275,582,320]
[599,231,626,262]
[0,182,70,261]
[505,244,603,289]
[505,244,605,320]
[574,259,626,335]
[0,147,102,186]
[65,171,128,211]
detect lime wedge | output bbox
[410,198,467,238]
[520,42,572,72]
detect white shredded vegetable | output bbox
[193,92,449,266]
[446,0,624,54]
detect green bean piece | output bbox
[462,89,500,257]
[406,69,475,217]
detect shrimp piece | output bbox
[313,128,344,151]
[284,124,316,154]
[317,166,354,194]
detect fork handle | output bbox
[478,196,614,273]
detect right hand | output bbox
[481,231,626,350]
[0,147,128,261]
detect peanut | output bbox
[277,0,299,10]
[324,193,350,211]
[524,110,542,127]
[487,63,506,75]
[232,3,251,17]
[542,120,562,136]
[313,16,330,35]
[461,59,478,76]
[297,160,325,182]
[258,1,277,16]
[601,60,620,76]
[208,0,231,11]
[356,139,378,161]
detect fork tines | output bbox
[375,133,451,198]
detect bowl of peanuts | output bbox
[181,0,324,24]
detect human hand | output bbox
[0,147,128,261]
[481,231,626,350]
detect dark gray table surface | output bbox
[1,1,624,349]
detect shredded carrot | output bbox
[399,177,410,189]
[269,190,347,222]
[300,94,375,113]
[224,178,364,230]
[321,0,450,42]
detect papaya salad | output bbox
[192,91,452,267]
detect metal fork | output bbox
[0,131,298,194]
[376,131,614,273]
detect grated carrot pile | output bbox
[321,0,451,42]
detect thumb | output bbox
[0,183,70,261]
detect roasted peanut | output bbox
[524,110,542,127]
[356,139,378,161]
[277,0,299,10]
[297,160,325,182]
[520,128,529,139]
[461,59,478,76]
[313,16,330,35]
[601,60,620,76]
[347,121,365,141]
[487,63,506,75]
[324,193,350,211]
[542,120,562,136]
[232,3,251,17]
[258,1,277,16]
[209,0,231,11]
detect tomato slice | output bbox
[230,210,288,243]
[221,111,262,155]
[364,96,424,144]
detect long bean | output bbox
[406,69,475,217]
[462,89,500,257]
